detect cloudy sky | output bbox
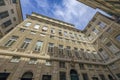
[20,0,108,30]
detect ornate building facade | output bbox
[0,12,119,80]
[77,0,120,17]
[0,0,22,38]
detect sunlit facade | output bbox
[0,12,119,80]
[0,0,22,38]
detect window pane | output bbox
[24,22,31,27]
[2,20,12,28]
[34,41,43,51]
[34,24,40,29]
[116,34,120,42]
[4,36,18,47]
[0,0,5,6]
[21,38,31,49]
[0,11,9,19]
[10,56,20,63]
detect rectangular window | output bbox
[74,48,80,58]
[106,42,119,53]
[34,41,43,52]
[48,43,54,53]
[19,28,25,32]
[12,0,17,3]
[24,22,31,27]
[0,11,9,19]
[4,36,18,47]
[59,61,65,68]
[2,20,12,28]
[116,73,120,79]
[116,34,120,42]
[11,9,14,14]
[79,63,85,69]
[51,28,55,34]
[99,48,109,61]
[99,74,106,80]
[66,46,72,57]
[92,28,99,35]
[29,58,37,64]
[45,60,52,66]
[82,73,89,80]
[58,45,64,57]
[0,0,5,6]
[21,38,31,49]
[64,31,67,37]
[10,56,20,63]
[34,24,40,29]
[87,64,92,68]
[59,72,66,80]
[98,22,106,29]
[30,31,36,35]
[42,26,48,32]
[58,30,62,36]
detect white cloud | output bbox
[53,0,96,30]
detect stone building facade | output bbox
[77,0,120,17]
[0,0,22,38]
[0,12,119,80]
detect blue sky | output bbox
[20,0,109,30]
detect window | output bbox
[92,28,99,35]
[10,56,20,63]
[34,24,40,29]
[93,52,101,60]
[106,27,112,33]
[13,17,16,21]
[59,61,65,68]
[66,46,72,57]
[51,28,55,34]
[59,72,66,80]
[99,74,106,80]
[94,65,99,68]
[0,0,5,6]
[87,64,92,68]
[74,48,80,58]
[58,30,62,36]
[99,48,109,61]
[45,60,52,66]
[40,33,46,37]
[70,32,74,38]
[116,34,120,42]
[42,26,48,32]
[106,42,119,53]
[0,11,9,19]
[19,28,25,32]
[21,38,31,49]
[29,58,37,64]
[79,63,85,69]
[58,45,64,57]
[116,73,120,79]
[48,43,54,53]
[34,41,43,52]
[4,36,18,47]
[64,31,67,37]
[2,20,12,28]
[11,9,14,14]
[98,22,106,29]
[30,31,36,35]
[50,35,54,39]
[12,0,17,3]
[24,22,31,27]
[82,73,89,80]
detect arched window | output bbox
[70,69,79,80]
[21,72,33,80]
